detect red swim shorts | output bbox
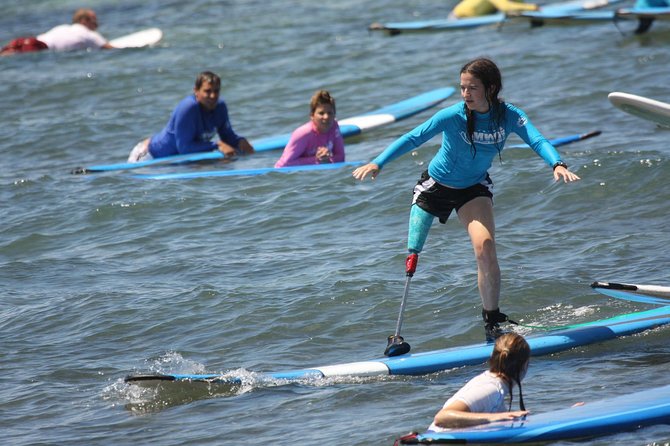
[1,36,48,55]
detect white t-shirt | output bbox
[37,23,107,51]
[427,371,510,432]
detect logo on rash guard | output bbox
[201,130,216,141]
[517,116,528,127]
[459,127,506,145]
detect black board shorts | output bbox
[412,170,493,224]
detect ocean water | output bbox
[2,1,670,445]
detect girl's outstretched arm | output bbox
[352,163,380,181]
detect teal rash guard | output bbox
[371,101,562,188]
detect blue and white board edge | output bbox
[617,6,670,19]
[591,280,670,305]
[125,305,670,384]
[131,160,364,180]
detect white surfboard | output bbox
[109,28,163,49]
[608,92,670,128]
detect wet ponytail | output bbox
[489,333,530,411]
[460,58,505,161]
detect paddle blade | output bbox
[385,335,411,357]
[125,374,178,383]
[71,166,90,175]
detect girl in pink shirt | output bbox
[274,90,345,168]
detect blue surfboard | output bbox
[131,160,364,180]
[402,384,670,444]
[567,6,670,21]
[516,6,670,30]
[617,6,670,19]
[368,0,623,34]
[369,13,506,34]
[71,87,455,174]
[125,305,670,385]
[132,130,598,180]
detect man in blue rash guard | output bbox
[353,58,580,340]
[127,71,254,162]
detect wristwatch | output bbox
[552,161,568,170]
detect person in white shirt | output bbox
[1,8,114,55]
[428,332,530,432]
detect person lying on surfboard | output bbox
[1,8,115,56]
[127,71,254,162]
[449,0,538,18]
[429,333,530,430]
[353,58,580,342]
[274,90,345,168]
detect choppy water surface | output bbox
[2,1,670,445]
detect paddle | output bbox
[508,130,601,149]
[125,374,179,382]
[384,253,418,357]
[546,129,601,147]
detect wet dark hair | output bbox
[489,332,530,411]
[460,58,505,160]
[195,71,221,90]
[310,90,336,115]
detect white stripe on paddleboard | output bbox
[315,361,390,377]
[338,114,396,130]
[632,284,670,297]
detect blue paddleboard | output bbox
[71,87,454,174]
[368,0,623,33]
[369,14,506,33]
[516,6,670,27]
[617,6,670,19]
[402,384,670,444]
[125,305,670,384]
[131,160,364,180]
[132,129,598,180]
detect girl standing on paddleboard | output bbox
[353,58,579,342]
